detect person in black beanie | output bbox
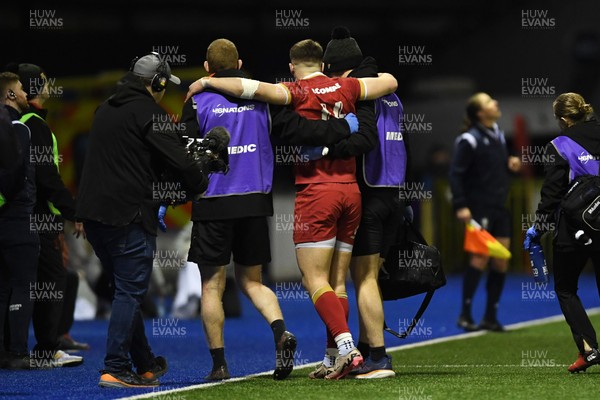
[322,26,404,379]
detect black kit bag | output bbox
[560,174,600,238]
[378,218,446,339]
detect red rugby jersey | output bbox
[281,72,365,184]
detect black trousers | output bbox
[0,218,39,355]
[32,232,67,355]
[553,247,600,353]
[58,268,79,337]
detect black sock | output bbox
[462,265,483,319]
[370,346,386,362]
[209,348,226,370]
[484,270,506,321]
[270,319,286,343]
[357,341,369,358]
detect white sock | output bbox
[322,348,338,367]
[334,332,356,356]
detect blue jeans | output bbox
[85,221,156,372]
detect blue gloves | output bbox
[301,146,325,161]
[524,225,548,283]
[344,113,359,134]
[158,205,167,232]
[523,225,541,250]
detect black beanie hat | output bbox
[323,26,363,74]
[5,63,47,99]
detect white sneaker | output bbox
[52,350,84,367]
[324,348,363,380]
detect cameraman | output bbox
[77,53,209,388]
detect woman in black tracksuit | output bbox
[532,92,600,373]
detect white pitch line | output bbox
[118,307,600,400]
[396,364,569,368]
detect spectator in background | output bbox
[0,72,38,369]
[57,266,90,351]
[0,100,19,171]
[450,92,521,332]
[9,62,85,367]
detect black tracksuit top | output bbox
[76,73,207,235]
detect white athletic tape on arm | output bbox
[240,78,259,100]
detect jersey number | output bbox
[320,101,345,120]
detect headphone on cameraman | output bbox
[130,51,169,92]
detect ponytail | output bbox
[553,92,594,124]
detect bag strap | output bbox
[405,218,427,245]
[384,290,435,339]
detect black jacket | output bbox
[327,56,379,164]
[449,123,510,210]
[270,106,351,146]
[327,57,395,196]
[23,106,77,225]
[536,118,600,249]
[0,105,36,219]
[0,106,19,170]
[76,72,208,234]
